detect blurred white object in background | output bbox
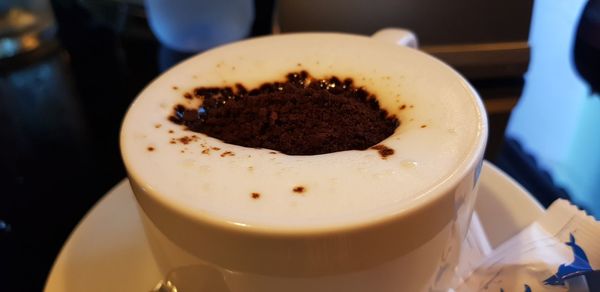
[145,0,254,52]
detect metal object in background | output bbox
[0,0,56,59]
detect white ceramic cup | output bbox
[121,29,487,292]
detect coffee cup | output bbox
[121,28,487,291]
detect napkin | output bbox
[453,199,600,292]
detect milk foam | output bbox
[121,34,485,229]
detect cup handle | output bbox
[371,28,419,49]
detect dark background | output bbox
[0,1,274,290]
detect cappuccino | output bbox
[121,34,483,229]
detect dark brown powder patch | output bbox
[170,135,201,145]
[169,71,399,155]
[147,146,155,152]
[184,93,192,100]
[220,151,234,157]
[371,144,394,159]
[420,125,427,128]
[251,192,261,199]
[293,186,305,193]
[179,136,191,144]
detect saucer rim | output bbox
[43,160,544,292]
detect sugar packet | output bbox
[454,199,600,291]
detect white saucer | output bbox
[44,161,544,292]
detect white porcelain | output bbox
[43,162,545,292]
[120,31,487,291]
[475,162,545,247]
[372,28,419,48]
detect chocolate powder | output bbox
[169,71,399,155]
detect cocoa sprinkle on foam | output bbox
[370,144,394,159]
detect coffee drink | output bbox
[121,34,482,230]
[121,32,488,292]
